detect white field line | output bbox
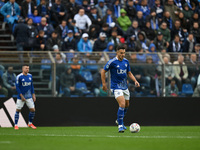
[0,141,12,144]
[0,133,199,139]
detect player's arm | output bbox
[101,69,108,91]
[127,71,140,87]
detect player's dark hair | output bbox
[116,45,126,51]
[22,64,29,68]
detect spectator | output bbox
[126,34,136,52]
[34,30,46,51]
[164,0,181,22]
[55,52,66,95]
[46,31,62,51]
[142,21,156,41]
[126,20,141,39]
[136,0,150,20]
[192,74,200,97]
[88,6,103,30]
[37,0,50,18]
[165,79,179,97]
[91,68,103,97]
[157,55,174,86]
[0,74,8,97]
[143,56,157,92]
[74,8,92,32]
[112,0,122,18]
[190,22,200,43]
[13,17,29,62]
[77,33,92,54]
[125,0,136,21]
[153,0,164,22]
[135,11,145,29]
[194,43,200,56]
[146,9,159,31]
[21,0,35,20]
[27,18,38,49]
[55,20,68,39]
[148,43,159,64]
[163,11,173,30]
[178,12,190,31]
[100,23,110,37]
[2,66,16,97]
[168,35,183,52]
[134,31,151,52]
[182,3,193,21]
[158,22,171,43]
[95,0,108,19]
[187,53,199,89]
[0,0,20,29]
[136,48,146,62]
[173,55,188,91]
[51,0,67,26]
[171,20,184,41]
[102,8,117,27]
[29,9,42,24]
[68,19,80,38]
[108,30,121,50]
[117,9,131,32]
[82,0,91,15]
[62,30,77,51]
[153,31,168,52]
[60,66,83,97]
[88,25,99,43]
[183,33,195,52]
[190,12,200,26]
[93,32,107,51]
[37,17,54,40]
[109,22,124,37]
[66,0,80,19]
[103,42,115,59]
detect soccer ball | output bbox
[129,123,140,133]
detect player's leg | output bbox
[26,98,36,129]
[14,99,25,130]
[114,90,126,132]
[124,89,130,117]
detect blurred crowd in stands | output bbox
[0,0,200,97]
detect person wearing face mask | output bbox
[2,66,17,97]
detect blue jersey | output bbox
[104,57,131,90]
[16,73,35,100]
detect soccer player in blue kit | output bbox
[101,45,140,133]
[14,64,36,130]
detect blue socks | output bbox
[124,107,128,116]
[28,112,35,124]
[117,107,125,126]
[14,112,19,125]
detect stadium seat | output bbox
[85,60,98,71]
[75,82,91,95]
[181,84,193,96]
[41,59,51,70]
[80,71,93,82]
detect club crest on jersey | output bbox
[125,64,127,67]
[117,65,119,68]
[22,79,25,81]
[29,77,31,80]
[106,65,109,69]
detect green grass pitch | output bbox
[0,126,200,150]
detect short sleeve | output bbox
[104,60,112,71]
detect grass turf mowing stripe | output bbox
[0,133,199,139]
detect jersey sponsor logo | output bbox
[22,82,31,86]
[117,69,127,74]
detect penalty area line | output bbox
[0,133,199,139]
